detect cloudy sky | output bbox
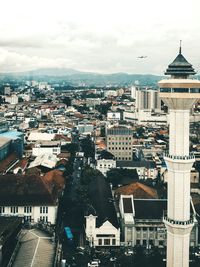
[0,0,199,74]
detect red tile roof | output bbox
[0,170,65,206]
[0,153,19,174]
[115,182,158,199]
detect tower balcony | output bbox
[164,152,195,171]
[163,216,193,226]
[164,152,195,161]
[158,79,200,109]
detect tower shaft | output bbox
[159,48,200,267]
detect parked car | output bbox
[88,259,100,267]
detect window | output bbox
[0,207,5,213]
[98,239,102,245]
[40,206,48,214]
[136,240,140,245]
[11,207,18,213]
[40,216,48,222]
[112,239,116,245]
[24,216,32,222]
[104,239,110,245]
[24,206,32,213]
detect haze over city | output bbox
[0,0,200,74]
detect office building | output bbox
[106,125,133,161]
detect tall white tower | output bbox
[158,45,200,267]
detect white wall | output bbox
[32,146,61,156]
[96,159,116,176]
[1,205,58,224]
[85,215,120,247]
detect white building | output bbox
[5,94,18,105]
[0,205,57,224]
[85,214,120,247]
[32,141,61,157]
[159,46,200,267]
[123,110,167,126]
[0,170,65,225]
[116,160,157,180]
[28,132,55,142]
[85,176,120,247]
[118,195,198,249]
[107,112,121,121]
[135,88,161,112]
[96,158,116,177]
[28,154,58,169]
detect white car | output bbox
[195,252,200,258]
[88,259,100,267]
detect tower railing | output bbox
[164,152,195,161]
[163,211,194,226]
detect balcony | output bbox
[163,216,193,226]
[164,152,195,161]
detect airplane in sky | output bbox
[138,56,148,59]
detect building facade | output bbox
[106,126,133,161]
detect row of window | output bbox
[0,206,48,214]
[136,227,157,231]
[117,157,132,160]
[108,146,132,150]
[136,240,164,246]
[40,216,48,222]
[99,164,114,168]
[108,137,132,140]
[107,142,132,145]
[98,238,116,246]
[160,88,200,93]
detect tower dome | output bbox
[165,44,196,77]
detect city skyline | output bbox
[0,0,199,74]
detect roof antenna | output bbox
[179,40,182,54]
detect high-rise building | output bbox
[106,125,133,161]
[159,45,200,267]
[135,88,161,112]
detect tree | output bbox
[80,135,95,158]
[62,96,71,106]
[96,102,112,115]
[62,143,79,158]
[107,168,139,187]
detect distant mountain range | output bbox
[1,68,199,87]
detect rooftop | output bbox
[165,46,196,77]
[0,130,23,140]
[115,182,158,199]
[0,170,65,206]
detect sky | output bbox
[0,0,199,74]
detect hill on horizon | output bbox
[3,67,196,86]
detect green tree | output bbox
[107,168,139,187]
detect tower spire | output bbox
[179,40,182,54]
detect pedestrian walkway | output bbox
[12,229,55,267]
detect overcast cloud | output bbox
[0,0,199,74]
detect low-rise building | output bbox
[0,170,65,224]
[96,150,116,177]
[32,141,61,157]
[118,194,198,248]
[85,176,120,247]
